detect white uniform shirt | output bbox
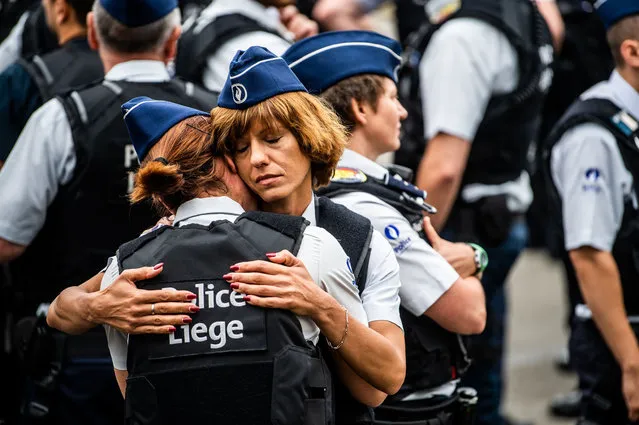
[0,11,28,74]
[331,150,460,316]
[102,196,368,371]
[419,17,534,213]
[302,194,404,330]
[195,0,293,92]
[551,70,636,253]
[0,61,171,246]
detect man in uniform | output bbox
[174,0,318,92]
[0,2,57,73]
[393,1,554,425]
[0,0,217,423]
[542,1,639,423]
[0,0,102,167]
[283,30,487,425]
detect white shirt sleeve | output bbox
[0,11,27,74]
[550,123,632,252]
[297,226,368,344]
[202,31,292,92]
[100,256,129,371]
[360,230,403,330]
[0,99,76,245]
[420,18,519,141]
[333,193,459,316]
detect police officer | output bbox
[174,0,318,92]
[0,0,217,423]
[541,1,639,423]
[0,0,102,166]
[283,30,487,425]
[0,2,57,73]
[100,97,372,424]
[393,1,554,425]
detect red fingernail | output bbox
[183,317,192,323]
[243,295,251,302]
[230,265,239,272]
[223,274,232,281]
[168,326,176,332]
[266,253,276,258]
[189,305,200,313]
[230,283,240,289]
[153,263,164,270]
[186,293,197,300]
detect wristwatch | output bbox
[467,243,489,276]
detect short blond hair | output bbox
[210,91,348,188]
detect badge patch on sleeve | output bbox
[332,167,367,184]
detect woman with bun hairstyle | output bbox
[209,46,406,423]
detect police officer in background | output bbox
[174,0,318,93]
[542,1,639,423]
[0,2,57,73]
[394,1,554,425]
[0,0,217,423]
[284,30,487,424]
[0,0,102,167]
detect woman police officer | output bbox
[209,45,406,424]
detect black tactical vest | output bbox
[17,37,103,102]
[176,12,282,84]
[8,78,218,319]
[395,0,553,186]
[20,4,58,59]
[313,196,376,425]
[542,98,639,317]
[317,169,472,401]
[118,211,333,425]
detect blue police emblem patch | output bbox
[332,167,367,184]
[384,224,400,240]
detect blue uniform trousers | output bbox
[446,219,529,425]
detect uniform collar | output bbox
[174,196,246,226]
[338,149,389,181]
[610,70,639,119]
[301,193,317,226]
[104,60,171,82]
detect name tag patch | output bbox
[147,280,267,360]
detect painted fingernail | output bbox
[230,283,240,289]
[266,253,276,258]
[243,295,251,302]
[223,274,232,281]
[183,317,192,324]
[168,326,176,333]
[186,293,197,300]
[189,305,200,312]
[153,263,164,270]
[230,265,239,272]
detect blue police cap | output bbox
[122,96,209,161]
[282,30,402,94]
[218,46,307,109]
[99,0,178,28]
[594,0,639,30]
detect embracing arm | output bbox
[226,252,406,397]
[48,263,197,335]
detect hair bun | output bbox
[131,160,184,203]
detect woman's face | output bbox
[362,77,408,155]
[232,121,312,211]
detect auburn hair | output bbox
[320,74,386,132]
[130,115,225,214]
[210,91,348,188]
